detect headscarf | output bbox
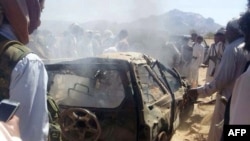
[0,0,43,44]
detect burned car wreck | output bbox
[45,52,194,141]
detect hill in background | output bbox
[40,9,222,35]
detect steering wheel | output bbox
[59,108,101,141]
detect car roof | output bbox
[43,52,154,65]
[99,52,152,64]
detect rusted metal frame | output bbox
[129,63,146,141]
[155,61,176,135]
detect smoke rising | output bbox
[30,0,200,78]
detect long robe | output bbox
[197,37,248,141]
[230,63,250,124]
[189,43,204,87]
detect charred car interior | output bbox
[45,52,194,141]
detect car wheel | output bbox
[59,108,101,141]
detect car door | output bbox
[133,64,173,141]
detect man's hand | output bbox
[4,115,20,137]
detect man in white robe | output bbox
[189,35,205,87]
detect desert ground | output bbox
[171,67,216,141]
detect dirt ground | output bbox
[171,67,216,141]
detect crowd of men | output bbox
[27,24,130,59]
[161,32,209,88]
[0,0,250,141]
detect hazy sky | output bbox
[41,0,248,26]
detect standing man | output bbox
[186,18,247,141]
[188,32,198,48]
[189,35,205,87]
[179,36,193,78]
[103,29,130,53]
[204,28,226,83]
[229,10,250,125]
[115,29,130,52]
[182,32,197,82]
[0,0,48,141]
